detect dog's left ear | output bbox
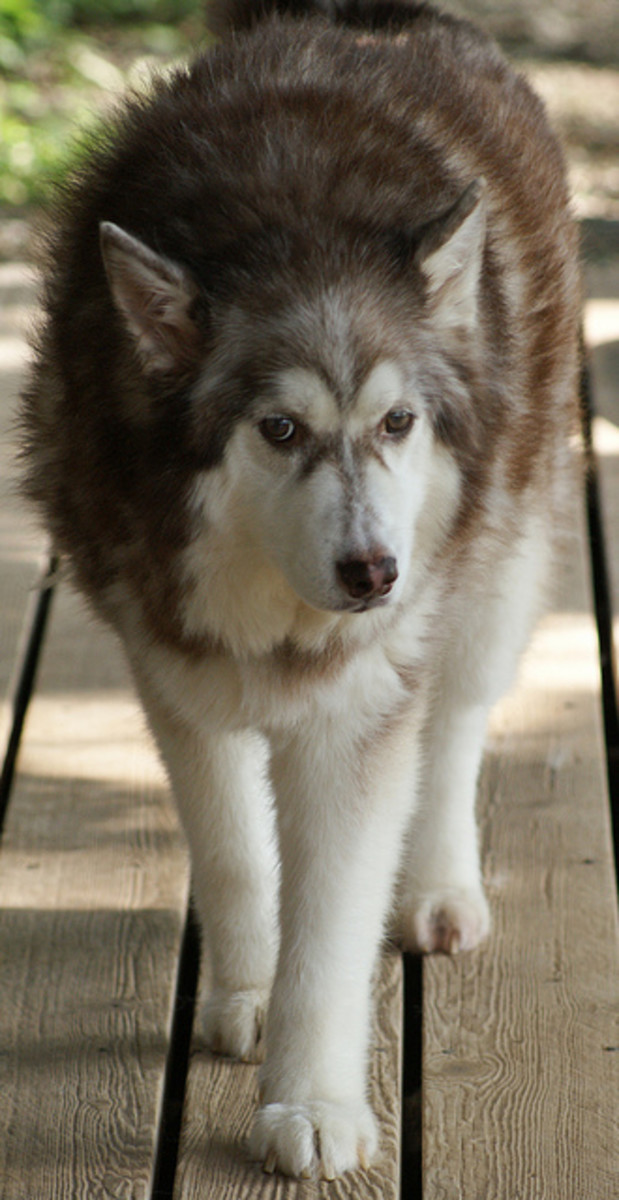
[416,178,487,331]
[100,222,201,374]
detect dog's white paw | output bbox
[248,1100,378,1180]
[397,887,490,955]
[200,987,269,1063]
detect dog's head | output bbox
[100,180,486,624]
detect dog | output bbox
[21,0,582,1180]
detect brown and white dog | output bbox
[21,0,582,1179]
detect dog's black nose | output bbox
[336,555,398,601]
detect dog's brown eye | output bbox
[383,409,415,436]
[260,415,297,445]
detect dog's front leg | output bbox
[394,699,491,955]
[250,708,420,1180]
[132,667,279,1062]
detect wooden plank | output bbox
[174,950,403,1199]
[0,583,189,1199]
[422,485,619,1198]
[0,262,45,762]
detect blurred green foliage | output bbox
[0,1,198,42]
[0,0,201,207]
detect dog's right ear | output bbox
[100,222,202,375]
[414,178,487,333]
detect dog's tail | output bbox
[207,0,430,38]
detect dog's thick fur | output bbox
[21,0,582,1180]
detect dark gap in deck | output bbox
[0,555,57,835]
[581,356,619,880]
[401,952,423,1199]
[151,899,201,1200]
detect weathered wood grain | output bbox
[0,585,189,1200]
[174,949,403,1199]
[422,488,619,1198]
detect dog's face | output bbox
[198,355,430,614]
[99,182,484,627]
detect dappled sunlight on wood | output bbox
[519,612,601,695]
[486,612,603,766]
[593,414,619,456]
[0,335,31,372]
[18,690,165,787]
[0,840,187,911]
[584,298,619,348]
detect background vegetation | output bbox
[0,0,203,207]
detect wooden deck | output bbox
[1,246,618,1199]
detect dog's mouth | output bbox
[345,586,396,615]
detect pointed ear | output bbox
[100,222,202,374]
[416,178,487,331]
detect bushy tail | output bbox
[207,0,430,38]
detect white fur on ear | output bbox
[100,222,201,373]
[418,178,487,331]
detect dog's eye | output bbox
[383,409,415,436]
[260,415,297,446]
